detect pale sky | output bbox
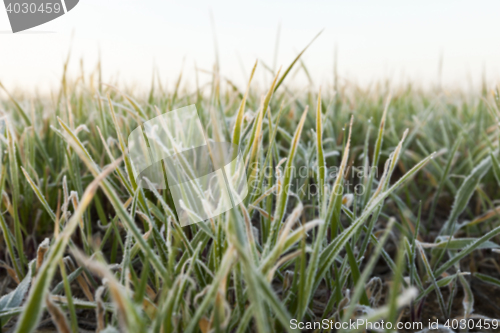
[1,0,499,92]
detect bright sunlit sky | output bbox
[1,0,500,92]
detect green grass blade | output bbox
[266,107,308,253]
[273,30,323,92]
[441,153,493,235]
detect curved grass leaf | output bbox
[441,154,493,235]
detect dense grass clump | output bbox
[0,53,500,332]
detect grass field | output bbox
[1,48,500,333]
